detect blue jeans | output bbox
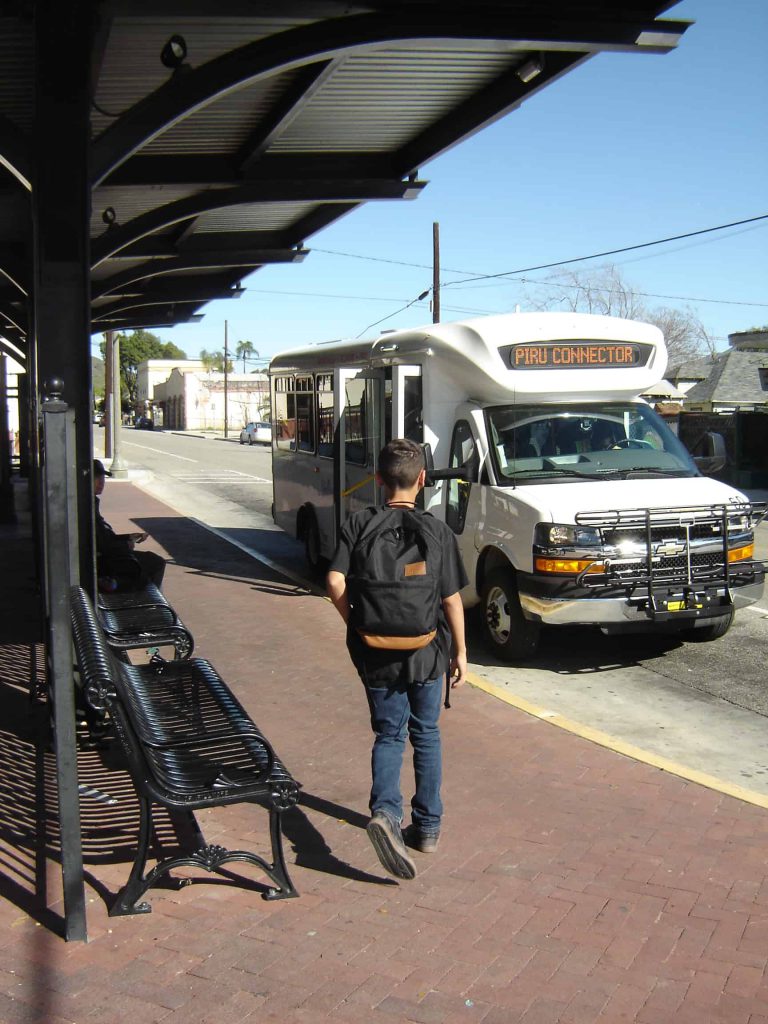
[364,677,443,835]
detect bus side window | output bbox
[446,420,475,535]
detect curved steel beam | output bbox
[98,311,204,332]
[91,181,422,267]
[93,285,244,322]
[0,116,32,192]
[92,9,688,184]
[92,251,305,299]
[0,336,27,365]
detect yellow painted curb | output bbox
[465,670,768,811]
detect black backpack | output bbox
[347,508,443,650]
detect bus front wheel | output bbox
[679,608,734,642]
[481,568,540,661]
[301,511,324,575]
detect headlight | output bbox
[727,514,749,533]
[534,523,601,548]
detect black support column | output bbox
[33,1,94,588]
[32,0,94,942]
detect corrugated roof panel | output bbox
[92,16,312,136]
[92,258,148,283]
[90,186,227,235]
[271,49,518,152]
[192,201,319,232]
[141,75,298,154]
[0,23,34,129]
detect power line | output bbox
[440,214,768,286]
[514,278,768,309]
[355,289,430,338]
[313,213,768,307]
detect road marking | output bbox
[123,441,197,462]
[465,671,768,811]
[172,471,271,483]
[743,604,768,616]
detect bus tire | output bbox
[301,510,324,575]
[679,608,734,642]
[481,567,540,661]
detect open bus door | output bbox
[332,363,424,539]
[334,367,385,535]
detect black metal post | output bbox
[0,354,15,523]
[32,0,95,588]
[41,382,87,942]
[224,319,229,439]
[32,1,94,943]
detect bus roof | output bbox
[269,312,668,402]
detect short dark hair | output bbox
[377,439,424,490]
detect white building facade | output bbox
[152,366,270,431]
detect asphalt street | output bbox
[99,426,768,802]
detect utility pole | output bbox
[109,331,127,478]
[223,319,229,438]
[432,221,440,324]
[104,330,113,459]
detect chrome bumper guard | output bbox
[571,501,767,623]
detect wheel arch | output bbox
[475,545,517,596]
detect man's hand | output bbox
[130,532,148,545]
[449,651,467,689]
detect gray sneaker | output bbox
[366,813,416,880]
[403,824,440,854]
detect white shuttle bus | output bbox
[269,313,766,660]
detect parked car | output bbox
[239,421,271,445]
[134,416,154,430]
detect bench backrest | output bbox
[70,585,121,711]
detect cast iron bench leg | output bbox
[111,796,299,916]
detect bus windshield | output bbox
[487,402,698,484]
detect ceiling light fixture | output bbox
[161,34,188,70]
[516,56,543,84]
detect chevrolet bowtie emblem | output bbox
[655,540,686,557]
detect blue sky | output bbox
[120,0,768,365]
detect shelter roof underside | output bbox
[0,1,688,356]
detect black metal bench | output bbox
[97,582,194,660]
[70,585,300,916]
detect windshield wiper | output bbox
[507,467,610,482]
[617,466,692,478]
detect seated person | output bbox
[529,420,554,457]
[590,421,622,450]
[93,459,166,592]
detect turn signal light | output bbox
[728,544,754,563]
[534,557,605,575]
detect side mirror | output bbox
[693,431,727,475]
[422,442,479,487]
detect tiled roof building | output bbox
[677,330,768,412]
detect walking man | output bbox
[326,439,468,880]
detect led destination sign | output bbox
[501,341,653,370]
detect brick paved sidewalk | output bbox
[0,483,766,1024]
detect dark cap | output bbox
[93,459,112,478]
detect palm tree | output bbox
[236,340,258,372]
[200,349,233,373]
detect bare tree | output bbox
[523,265,714,364]
[644,306,716,363]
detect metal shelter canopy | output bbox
[0,0,688,943]
[0,0,688,349]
